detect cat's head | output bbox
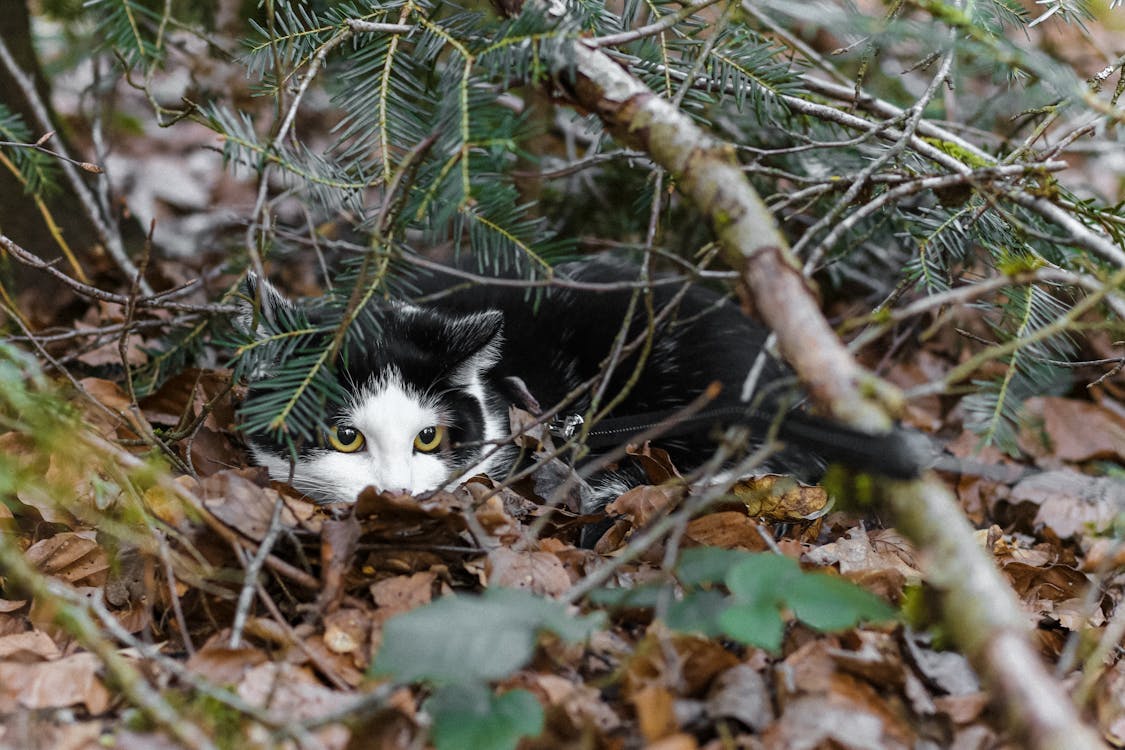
[235,275,507,501]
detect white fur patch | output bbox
[259,372,456,501]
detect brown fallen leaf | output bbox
[1009,469,1125,539]
[370,571,436,618]
[140,367,235,432]
[632,683,678,743]
[704,663,774,731]
[805,527,921,581]
[1021,396,1125,463]
[200,468,303,541]
[236,662,352,749]
[24,532,109,587]
[515,672,622,735]
[771,640,916,750]
[322,608,370,659]
[487,547,571,596]
[0,652,115,714]
[318,515,361,613]
[626,443,683,485]
[1095,657,1125,745]
[0,630,62,661]
[185,644,269,686]
[605,485,682,528]
[683,511,770,551]
[731,474,829,520]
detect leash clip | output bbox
[547,414,584,440]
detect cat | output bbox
[236,258,922,513]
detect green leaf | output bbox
[371,588,604,683]
[717,602,785,652]
[428,685,544,750]
[587,582,668,609]
[724,553,802,604]
[666,589,731,637]
[786,573,896,632]
[676,546,758,586]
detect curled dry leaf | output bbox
[24,532,109,587]
[731,474,830,520]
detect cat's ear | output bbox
[447,310,504,384]
[235,272,295,338]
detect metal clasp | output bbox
[547,414,584,440]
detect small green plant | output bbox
[593,547,896,652]
[371,587,605,750]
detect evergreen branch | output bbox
[792,29,957,268]
[975,288,1037,449]
[462,207,553,273]
[942,265,1125,389]
[374,6,413,184]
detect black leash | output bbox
[548,403,930,479]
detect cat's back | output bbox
[411,258,776,412]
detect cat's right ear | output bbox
[234,272,295,338]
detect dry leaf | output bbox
[705,664,774,730]
[1008,469,1125,539]
[605,485,681,527]
[24,532,109,587]
[1022,396,1125,462]
[0,630,62,661]
[683,511,769,551]
[186,644,269,685]
[200,469,301,541]
[731,474,829,520]
[370,572,436,617]
[0,652,114,714]
[487,548,571,596]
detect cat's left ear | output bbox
[234,272,296,338]
[447,310,504,384]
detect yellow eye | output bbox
[413,425,445,453]
[328,425,365,453]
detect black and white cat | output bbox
[237,259,921,509]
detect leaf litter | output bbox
[2,330,1123,750]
